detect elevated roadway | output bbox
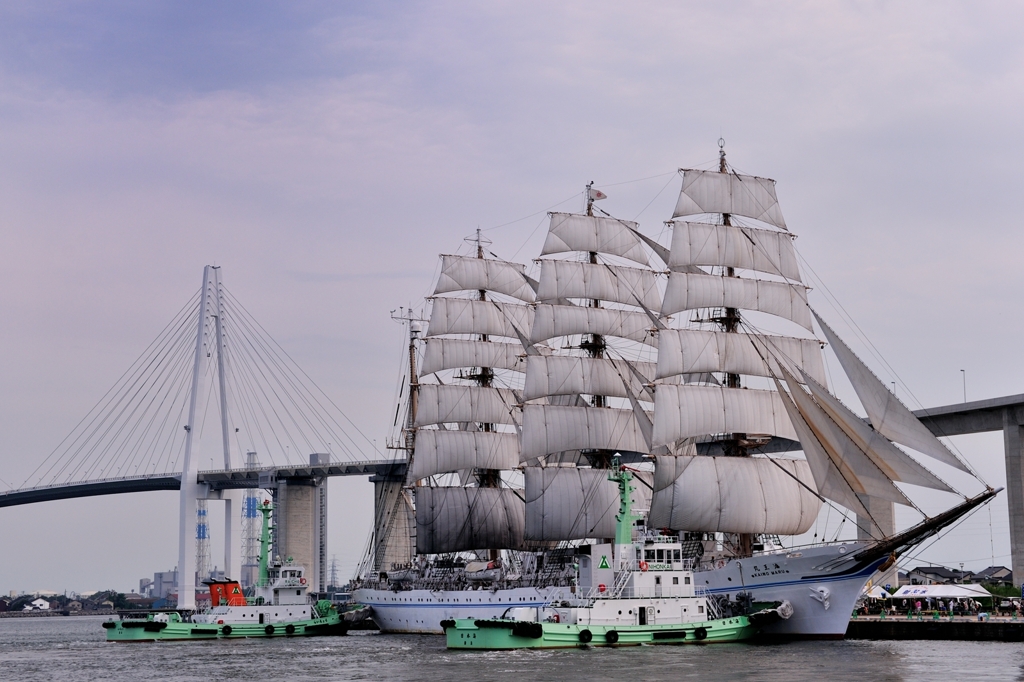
[0,460,407,508]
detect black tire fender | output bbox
[605,629,619,644]
[265,624,275,635]
[578,629,593,643]
[285,624,296,635]
[221,625,232,636]
[694,626,708,641]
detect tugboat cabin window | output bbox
[655,576,661,585]
[672,577,679,585]
[685,577,691,585]
[673,550,681,562]
[645,550,656,561]
[656,550,664,562]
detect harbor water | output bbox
[2,615,1023,681]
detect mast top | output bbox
[464,228,491,259]
[718,138,727,173]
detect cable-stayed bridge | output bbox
[4,265,1024,595]
[0,266,405,608]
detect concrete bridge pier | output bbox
[265,453,329,591]
[1003,408,1024,586]
[857,497,898,589]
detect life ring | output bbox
[639,561,649,572]
[715,559,727,570]
[552,613,560,623]
[300,578,307,585]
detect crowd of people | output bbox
[859,596,1022,619]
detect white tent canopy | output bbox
[891,584,992,599]
[862,585,891,599]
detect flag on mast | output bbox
[588,188,607,201]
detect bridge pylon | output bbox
[177,266,242,609]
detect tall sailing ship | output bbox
[352,146,996,638]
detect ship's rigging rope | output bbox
[794,249,985,483]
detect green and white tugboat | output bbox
[445,461,789,649]
[105,501,362,641]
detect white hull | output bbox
[352,585,573,634]
[354,543,883,638]
[696,543,883,638]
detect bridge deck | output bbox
[3,395,1023,509]
[0,460,407,508]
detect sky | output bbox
[1,1,1023,593]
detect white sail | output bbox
[778,366,912,507]
[521,405,650,461]
[415,486,525,554]
[414,385,520,427]
[673,169,787,229]
[530,304,656,346]
[524,467,652,542]
[662,272,812,331]
[409,430,520,480]
[537,260,661,310]
[433,255,536,302]
[647,455,821,535]
[801,372,955,493]
[812,311,971,473]
[668,221,800,281]
[426,298,533,340]
[420,338,526,376]
[656,329,826,385]
[524,355,656,402]
[542,212,649,265]
[773,375,872,519]
[652,385,797,446]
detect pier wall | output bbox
[847,616,1024,641]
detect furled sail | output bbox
[427,298,533,340]
[776,366,912,507]
[647,455,821,535]
[524,467,652,541]
[673,169,787,229]
[420,338,526,376]
[812,311,971,473]
[520,405,650,461]
[537,260,661,310]
[409,430,520,480]
[652,385,797,446]
[542,213,649,265]
[530,304,656,346]
[662,272,812,331]
[656,329,826,385]
[433,254,537,302]
[800,372,955,493]
[413,385,521,427]
[524,356,656,402]
[415,486,525,554]
[668,221,801,281]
